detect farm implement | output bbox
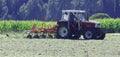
[24,22,57,39]
[24,10,106,40]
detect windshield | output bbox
[61,12,87,22]
[76,14,86,22]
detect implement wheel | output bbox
[40,34,46,38]
[33,33,39,38]
[27,34,32,39]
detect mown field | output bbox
[0,33,120,57]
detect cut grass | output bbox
[0,33,120,57]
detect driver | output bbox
[69,13,77,22]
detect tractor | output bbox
[25,10,106,40]
[56,10,106,40]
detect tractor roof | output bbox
[62,10,86,13]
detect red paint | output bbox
[80,22,96,27]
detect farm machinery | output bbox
[24,22,57,38]
[25,10,106,40]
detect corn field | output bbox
[0,20,56,32]
[0,19,120,33]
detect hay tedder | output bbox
[23,22,57,39]
[24,10,106,40]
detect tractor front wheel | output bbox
[96,33,105,40]
[83,29,96,40]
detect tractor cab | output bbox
[61,10,87,22]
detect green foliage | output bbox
[93,18,120,33]
[1,19,120,33]
[0,20,56,32]
[89,13,111,20]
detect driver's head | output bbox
[70,12,73,15]
[65,12,68,15]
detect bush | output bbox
[93,18,120,33]
[89,13,111,20]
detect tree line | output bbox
[0,0,120,21]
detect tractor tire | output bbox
[96,33,105,40]
[56,24,71,39]
[83,29,96,40]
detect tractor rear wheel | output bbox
[83,29,96,40]
[56,24,71,39]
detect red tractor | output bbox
[56,10,106,40]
